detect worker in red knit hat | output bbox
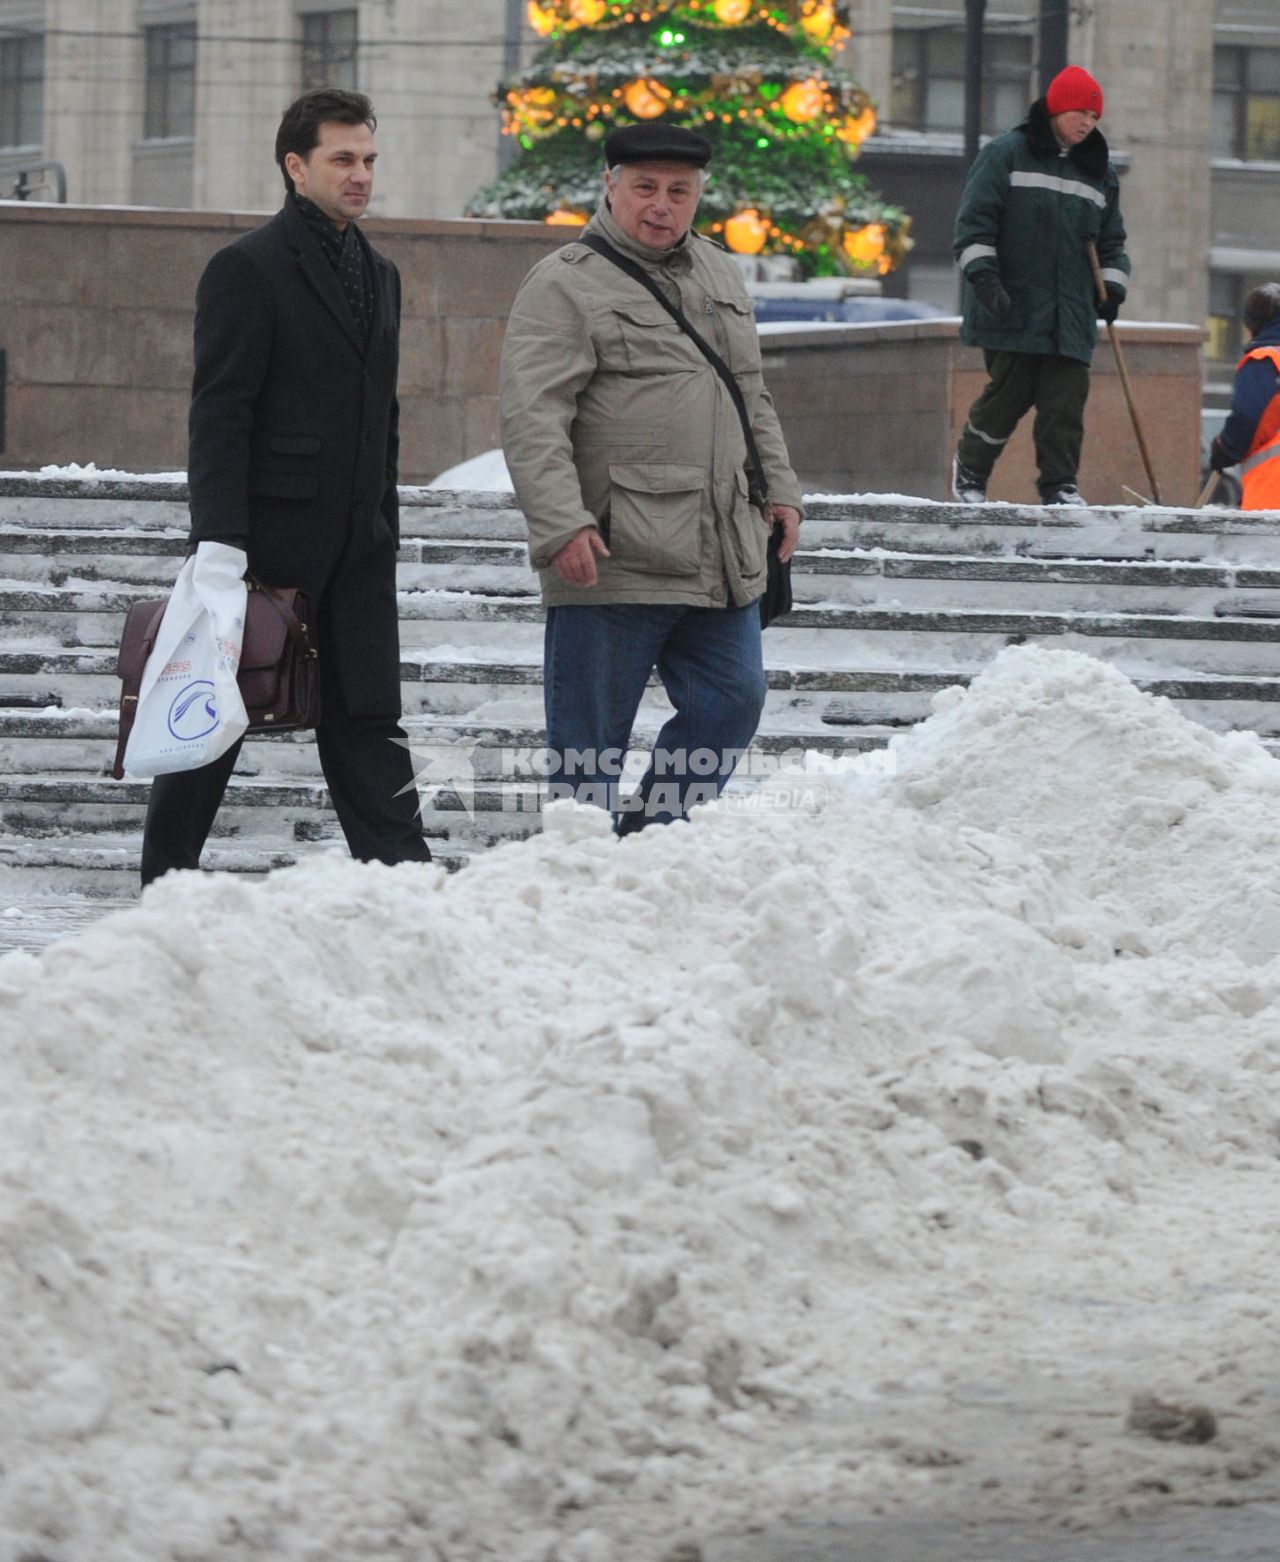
[951,64,1130,507]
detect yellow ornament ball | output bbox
[843,222,886,268]
[569,0,607,21]
[781,79,825,124]
[526,1,557,37]
[724,207,769,255]
[623,78,672,120]
[516,85,558,128]
[839,105,878,145]
[714,0,752,22]
[800,2,835,43]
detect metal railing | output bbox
[3,160,67,202]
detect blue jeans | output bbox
[544,601,767,831]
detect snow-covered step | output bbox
[425,554,1280,616]
[12,541,1280,621]
[6,474,1280,904]
[0,774,542,852]
[388,590,1280,650]
[10,653,1280,761]
[0,898,120,951]
[16,650,1280,733]
[0,493,191,533]
[0,708,895,784]
[9,482,1280,561]
[0,775,329,838]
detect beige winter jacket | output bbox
[499,202,803,610]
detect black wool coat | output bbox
[186,197,404,716]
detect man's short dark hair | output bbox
[275,89,376,194]
[1244,283,1280,338]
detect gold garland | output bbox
[503,74,875,143]
[526,0,848,45]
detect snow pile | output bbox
[427,449,513,492]
[27,462,187,483]
[3,646,1280,1561]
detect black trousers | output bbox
[957,350,1091,495]
[140,647,431,887]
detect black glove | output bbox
[970,270,1011,319]
[1209,435,1236,473]
[1098,287,1123,325]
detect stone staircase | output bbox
[4,472,1280,903]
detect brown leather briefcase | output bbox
[112,576,320,780]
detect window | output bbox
[1206,269,1280,374]
[0,30,44,149]
[890,29,1033,135]
[1213,46,1280,162]
[1206,271,1243,369]
[301,10,357,91]
[144,23,196,140]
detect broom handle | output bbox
[1087,242,1162,504]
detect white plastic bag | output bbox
[123,542,250,778]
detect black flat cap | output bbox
[604,123,712,168]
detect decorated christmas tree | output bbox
[466,0,911,279]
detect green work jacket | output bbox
[953,98,1131,365]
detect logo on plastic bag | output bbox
[168,680,221,742]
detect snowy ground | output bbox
[2,645,1279,1561]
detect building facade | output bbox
[849,0,1278,397]
[0,0,1277,397]
[0,0,524,220]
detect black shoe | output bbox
[952,455,987,504]
[1041,484,1087,508]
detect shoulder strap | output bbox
[578,232,769,506]
[246,573,316,659]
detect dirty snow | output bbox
[2,645,1279,1561]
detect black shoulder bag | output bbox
[578,233,793,628]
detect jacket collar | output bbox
[1248,317,1280,352]
[590,198,694,276]
[280,194,367,357]
[1023,97,1110,180]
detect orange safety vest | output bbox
[1238,345,1280,511]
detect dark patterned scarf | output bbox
[291,190,374,344]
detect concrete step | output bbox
[0,708,895,782]
[10,648,1280,705]
[0,529,528,566]
[0,835,469,899]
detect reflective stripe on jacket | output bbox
[1238,345,1280,512]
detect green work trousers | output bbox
[957,351,1091,496]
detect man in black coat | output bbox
[141,88,431,885]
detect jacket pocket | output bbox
[708,294,759,373]
[248,468,321,499]
[268,434,323,456]
[606,303,696,376]
[607,462,705,575]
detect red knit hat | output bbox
[1046,65,1103,118]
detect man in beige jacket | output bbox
[499,122,804,833]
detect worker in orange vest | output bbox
[1210,284,1280,510]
